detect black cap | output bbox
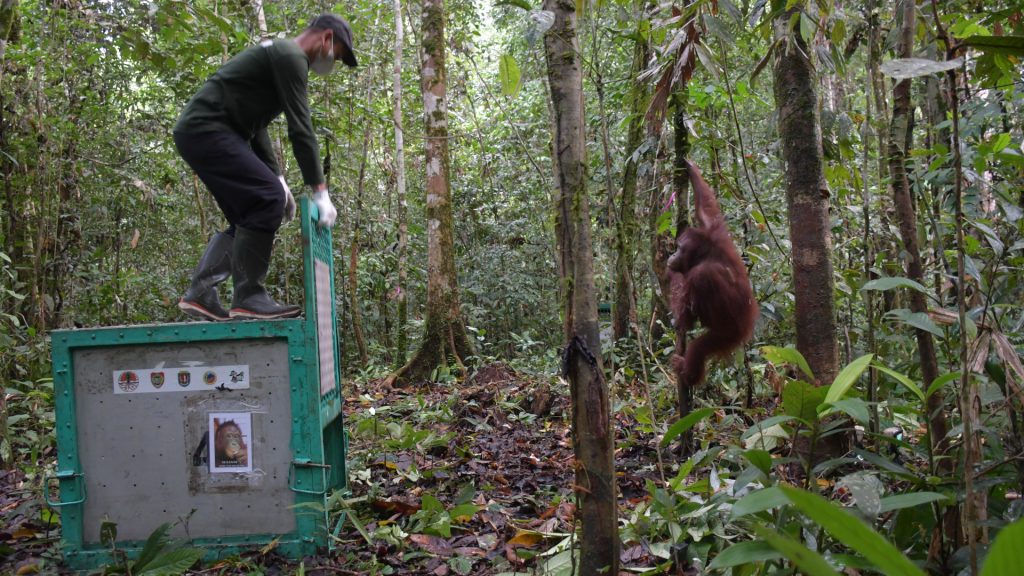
[309,13,357,67]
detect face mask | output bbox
[311,39,335,77]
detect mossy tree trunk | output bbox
[888,0,955,566]
[388,0,473,385]
[543,0,619,573]
[392,0,409,366]
[771,4,839,387]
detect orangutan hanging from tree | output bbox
[668,161,758,390]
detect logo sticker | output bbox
[178,371,191,387]
[230,370,245,384]
[118,371,139,392]
[203,371,217,385]
[150,372,165,388]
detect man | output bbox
[174,13,357,320]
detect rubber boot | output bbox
[229,227,301,320]
[178,232,233,321]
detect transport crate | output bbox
[49,197,344,570]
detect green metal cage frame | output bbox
[49,197,345,569]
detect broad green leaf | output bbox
[824,398,871,423]
[761,346,814,380]
[741,415,797,441]
[743,449,773,475]
[779,486,926,576]
[133,523,172,571]
[861,277,929,294]
[799,11,815,45]
[853,449,917,481]
[878,492,950,514]
[752,524,842,576]
[927,372,961,400]
[496,0,533,9]
[783,380,825,423]
[884,309,945,338]
[880,57,964,80]
[498,54,521,97]
[136,548,203,576]
[449,503,481,523]
[823,354,873,405]
[981,518,1024,576]
[990,133,1012,153]
[964,34,1024,55]
[731,486,788,519]
[873,364,925,403]
[661,407,716,447]
[707,540,782,569]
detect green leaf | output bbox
[707,540,782,569]
[100,519,119,548]
[751,524,842,576]
[779,486,926,576]
[421,493,444,512]
[731,486,788,519]
[495,0,533,9]
[884,309,945,338]
[136,548,202,576]
[133,523,172,571]
[823,354,873,405]
[449,503,481,523]
[878,492,950,514]
[981,518,1024,576]
[783,381,825,423]
[741,415,797,441]
[873,364,925,403]
[990,133,1012,153]
[824,398,871,423]
[880,57,964,80]
[743,449,773,475]
[963,34,1024,55]
[927,372,961,399]
[498,54,521,97]
[661,407,716,447]
[799,11,815,45]
[861,277,929,294]
[761,346,814,380]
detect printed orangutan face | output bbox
[217,422,246,459]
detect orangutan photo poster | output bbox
[209,412,253,473]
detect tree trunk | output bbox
[612,21,648,342]
[669,92,694,439]
[543,0,618,573]
[771,7,839,386]
[888,3,955,566]
[388,0,473,385]
[349,126,371,368]
[393,0,409,366]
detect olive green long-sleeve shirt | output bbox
[175,38,324,187]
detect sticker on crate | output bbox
[315,259,337,396]
[112,365,250,394]
[210,412,253,473]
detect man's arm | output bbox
[269,48,324,188]
[251,127,280,175]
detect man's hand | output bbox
[311,186,338,228]
[279,175,297,223]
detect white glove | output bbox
[311,187,338,228]
[279,175,296,223]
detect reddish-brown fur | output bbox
[668,161,758,388]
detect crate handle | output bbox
[44,470,87,507]
[288,459,331,496]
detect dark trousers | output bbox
[174,130,285,235]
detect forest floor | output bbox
[1,362,751,575]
